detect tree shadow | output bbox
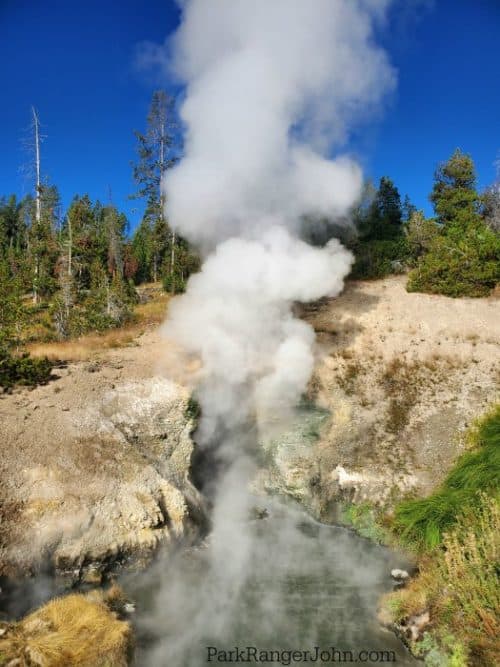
[298,281,381,352]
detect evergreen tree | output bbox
[408,150,500,297]
[103,204,127,279]
[131,218,154,283]
[0,195,23,254]
[402,194,417,223]
[350,177,409,279]
[377,176,403,229]
[131,90,180,284]
[27,183,60,301]
[430,148,479,226]
[0,258,53,388]
[0,261,26,353]
[364,176,403,240]
[65,194,102,288]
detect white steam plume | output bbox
[162,0,395,445]
[147,2,397,663]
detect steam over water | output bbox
[127,499,416,666]
[140,2,412,665]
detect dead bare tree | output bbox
[31,107,43,303]
[483,157,500,233]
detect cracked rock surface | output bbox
[0,331,205,580]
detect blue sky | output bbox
[1,0,499,231]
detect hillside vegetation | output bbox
[350,149,500,296]
[381,407,500,666]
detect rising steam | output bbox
[149,3,396,663]
[162,0,395,444]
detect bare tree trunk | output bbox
[33,258,39,305]
[67,214,72,278]
[32,107,41,304]
[170,231,176,281]
[33,107,41,226]
[159,122,164,174]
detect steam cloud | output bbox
[150,3,396,663]
[162,0,395,444]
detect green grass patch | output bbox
[382,493,499,666]
[393,405,500,550]
[341,501,390,544]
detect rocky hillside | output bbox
[0,331,205,582]
[1,275,498,581]
[262,275,499,517]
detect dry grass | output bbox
[381,358,422,434]
[337,361,363,396]
[26,289,170,362]
[380,356,452,434]
[0,585,133,666]
[134,289,170,324]
[383,495,500,666]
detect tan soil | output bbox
[302,275,500,508]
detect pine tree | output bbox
[402,194,417,223]
[374,176,403,237]
[430,148,480,227]
[27,183,60,301]
[408,150,500,297]
[131,218,153,283]
[65,194,100,288]
[131,90,179,283]
[0,261,25,353]
[104,204,127,280]
[0,195,23,254]
[351,177,409,279]
[0,259,53,388]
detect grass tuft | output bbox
[383,494,499,666]
[0,586,133,666]
[393,405,500,550]
[341,501,390,543]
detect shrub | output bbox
[163,271,187,294]
[185,395,201,422]
[393,405,500,550]
[0,350,53,390]
[50,275,137,340]
[350,238,410,280]
[341,501,389,543]
[405,210,439,264]
[407,222,500,297]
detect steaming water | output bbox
[0,499,417,666]
[125,499,417,666]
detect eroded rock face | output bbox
[260,277,499,517]
[2,378,205,581]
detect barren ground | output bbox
[300,275,500,506]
